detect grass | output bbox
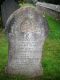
[0,15,60,80]
[42,15,60,80]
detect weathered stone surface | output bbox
[36,2,60,12]
[6,7,48,77]
[36,2,60,19]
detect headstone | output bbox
[6,7,48,77]
[1,0,18,27]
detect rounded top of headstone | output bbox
[5,6,48,35]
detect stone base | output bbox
[6,64,43,77]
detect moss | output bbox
[19,3,35,8]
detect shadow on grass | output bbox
[0,68,60,80]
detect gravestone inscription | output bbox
[6,7,48,77]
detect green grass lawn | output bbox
[0,15,60,80]
[42,15,60,80]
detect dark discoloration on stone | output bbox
[1,0,18,27]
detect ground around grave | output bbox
[0,15,60,80]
